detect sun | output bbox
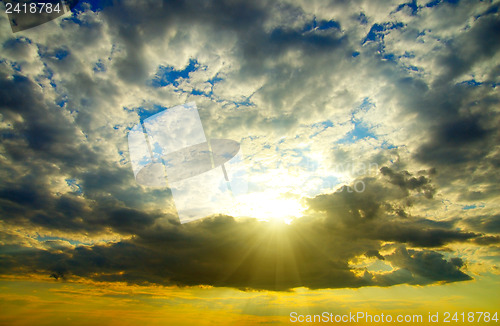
[223,191,305,224]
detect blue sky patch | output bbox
[65,179,83,194]
[338,99,378,144]
[381,141,397,149]
[310,120,333,138]
[462,203,485,210]
[362,22,405,45]
[191,89,206,96]
[232,96,255,108]
[303,18,340,33]
[54,49,69,60]
[338,120,378,144]
[426,0,460,8]
[93,60,106,72]
[56,98,67,108]
[35,234,107,246]
[135,104,169,122]
[395,0,419,15]
[458,79,482,87]
[383,53,397,62]
[72,0,115,13]
[207,75,223,86]
[11,62,21,72]
[152,59,199,88]
[475,4,498,19]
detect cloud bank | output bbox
[0,0,499,291]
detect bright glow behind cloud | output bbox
[0,0,498,296]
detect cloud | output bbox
[375,246,471,286]
[0,169,478,290]
[0,0,498,292]
[464,214,500,234]
[380,166,436,198]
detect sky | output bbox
[0,0,499,325]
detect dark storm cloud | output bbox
[464,214,500,234]
[402,13,499,154]
[365,249,384,260]
[473,236,500,246]
[0,70,97,167]
[433,14,500,86]
[0,165,170,233]
[415,111,496,166]
[374,246,471,286]
[100,0,345,57]
[389,12,500,203]
[0,95,164,233]
[411,86,499,203]
[307,174,476,248]
[380,167,436,199]
[0,61,172,233]
[0,175,162,233]
[0,169,476,290]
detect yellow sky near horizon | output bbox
[1,273,498,326]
